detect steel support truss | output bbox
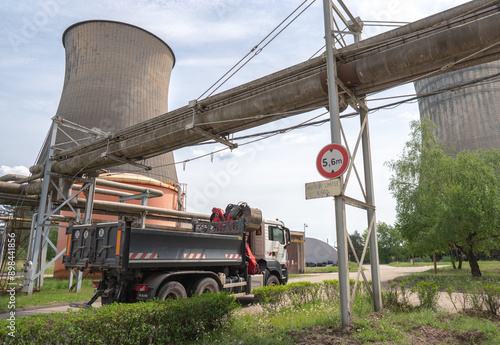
[22,116,99,295]
[322,0,382,328]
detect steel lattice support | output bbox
[322,0,382,328]
[22,118,99,294]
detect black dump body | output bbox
[63,220,247,272]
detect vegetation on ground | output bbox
[0,293,238,344]
[305,261,359,274]
[0,278,94,310]
[393,261,500,292]
[1,263,500,344]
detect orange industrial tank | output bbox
[53,20,180,278]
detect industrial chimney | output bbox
[55,20,178,183]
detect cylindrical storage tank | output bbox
[414,61,500,152]
[56,20,177,183]
[53,173,180,279]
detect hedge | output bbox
[0,292,238,345]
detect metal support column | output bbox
[23,121,58,295]
[359,104,382,311]
[323,0,350,328]
[74,176,96,292]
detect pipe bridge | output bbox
[30,0,500,176]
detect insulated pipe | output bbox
[0,181,42,195]
[338,0,500,58]
[50,69,331,174]
[337,11,500,95]
[95,178,164,197]
[81,198,210,220]
[0,174,27,182]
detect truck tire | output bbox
[266,273,280,286]
[192,277,220,295]
[157,281,187,300]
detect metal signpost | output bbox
[317,0,382,327]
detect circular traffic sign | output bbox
[316,143,349,179]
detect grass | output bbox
[388,261,452,268]
[393,260,500,291]
[2,261,500,344]
[196,292,500,344]
[305,262,360,274]
[0,277,94,310]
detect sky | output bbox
[0,0,468,244]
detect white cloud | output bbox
[0,165,30,177]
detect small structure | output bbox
[305,237,338,266]
[287,231,306,274]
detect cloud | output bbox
[0,165,30,177]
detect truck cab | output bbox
[250,219,291,286]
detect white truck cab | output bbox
[251,218,291,285]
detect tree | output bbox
[363,222,408,264]
[386,118,500,277]
[348,230,365,263]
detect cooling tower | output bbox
[55,20,178,183]
[414,61,500,153]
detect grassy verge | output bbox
[388,261,452,268]
[305,262,359,274]
[0,278,94,310]
[393,261,500,291]
[198,292,499,344]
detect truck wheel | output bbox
[192,277,220,295]
[157,281,187,300]
[266,273,280,286]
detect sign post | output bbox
[322,0,350,328]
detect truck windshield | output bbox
[269,226,285,245]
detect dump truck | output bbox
[63,204,290,306]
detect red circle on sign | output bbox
[316,144,349,179]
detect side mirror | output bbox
[284,228,291,248]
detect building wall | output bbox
[287,231,305,274]
[414,61,500,152]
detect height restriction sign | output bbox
[316,143,350,179]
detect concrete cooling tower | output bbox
[414,61,500,153]
[55,20,178,183]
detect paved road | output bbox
[0,300,102,320]
[289,264,442,286]
[289,264,456,312]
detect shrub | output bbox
[382,281,412,312]
[0,293,238,344]
[412,281,440,310]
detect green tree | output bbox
[363,222,407,264]
[386,118,500,277]
[348,230,365,263]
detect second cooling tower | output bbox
[55,20,177,183]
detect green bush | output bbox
[412,281,440,310]
[0,293,238,344]
[253,284,287,312]
[382,281,412,312]
[254,279,361,312]
[481,284,500,316]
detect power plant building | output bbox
[414,61,500,152]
